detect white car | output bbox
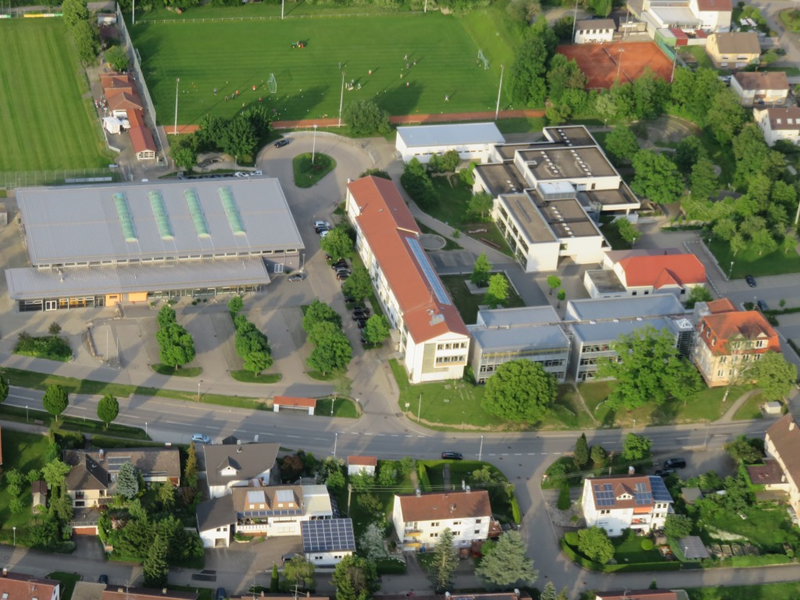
[234,171,249,178]
[320,230,330,239]
[314,220,331,230]
[191,433,211,444]
[253,170,263,176]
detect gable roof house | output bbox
[705,32,761,69]
[754,106,800,146]
[581,475,674,536]
[764,414,800,521]
[0,572,61,600]
[594,592,683,600]
[347,456,378,476]
[731,71,789,107]
[584,251,706,299]
[574,19,616,44]
[392,490,494,551]
[203,442,281,499]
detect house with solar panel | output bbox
[196,484,334,548]
[345,177,470,384]
[6,178,304,311]
[581,475,674,536]
[301,518,356,566]
[203,442,281,499]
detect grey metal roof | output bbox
[468,322,570,353]
[476,306,560,327]
[570,317,675,343]
[203,442,280,488]
[6,258,269,300]
[196,494,235,531]
[565,295,686,322]
[397,123,505,149]
[16,178,304,265]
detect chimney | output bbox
[628,466,635,476]
[790,422,796,432]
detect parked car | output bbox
[275,139,290,148]
[216,588,227,600]
[663,458,687,470]
[234,171,249,178]
[441,451,463,460]
[252,170,263,176]
[331,260,348,270]
[336,272,350,281]
[655,468,676,478]
[98,575,109,585]
[191,433,211,444]
[757,299,768,312]
[314,220,331,230]
[320,230,330,239]
[282,552,300,563]
[343,295,356,304]
[745,274,757,287]
[288,272,305,282]
[353,308,370,318]
[336,268,352,277]
[356,319,368,329]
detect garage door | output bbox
[72,527,98,536]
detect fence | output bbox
[0,169,122,189]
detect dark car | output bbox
[655,468,676,478]
[331,260,348,270]
[745,275,757,288]
[356,319,368,329]
[343,295,356,304]
[287,272,305,282]
[282,552,300,563]
[216,589,227,600]
[664,458,687,470]
[757,299,768,312]
[98,575,109,585]
[353,308,370,317]
[441,451,463,460]
[274,139,290,148]
[337,272,350,281]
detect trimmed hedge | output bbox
[417,462,433,491]
[560,539,682,573]
[376,558,407,575]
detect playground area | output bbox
[557,41,674,89]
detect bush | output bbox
[14,332,72,362]
[641,539,655,551]
[557,485,571,510]
[564,531,579,546]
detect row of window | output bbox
[436,355,466,365]
[437,342,468,351]
[38,249,298,269]
[429,530,480,537]
[427,519,482,526]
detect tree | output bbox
[573,433,589,467]
[440,149,461,172]
[284,556,315,588]
[116,462,140,499]
[331,556,379,600]
[685,285,713,309]
[427,529,458,592]
[72,20,100,64]
[157,481,176,509]
[674,136,707,175]
[481,360,556,423]
[342,266,373,302]
[506,0,541,23]
[622,432,653,463]
[508,31,550,107]
[308,328,352,375]
[468,192,494,221]
[541,582,557,600]
[595,92,618,125]
[577,527,614,564]
[184,442,198,489]
[664,514,693,539]
[747,352,798,400]
[547,54,587,107]
[724,435,763,464]
[359,168,392,180]
[631,150,685,205]
[222,115,257,162]
[595,326,703,409]
[615,218,641,248]
[604,125,639,165]
[557,288,566,308]
[97,394,119,429]
[143,534,169,588]
[303,299,342,333]
[42,459,71,490]
[485,273,509,309]
[104,45,129,72]
[471,253,492,287]
[631,68,670,120]
[401,158,436,209]
[42,384,68,421]
[750,229,778,256]
[359,522,388,561]
[0,375,8,405]
[363,315,390,345]
[591,444,606,465]
[689,157,718,201]
[476,530,537,587]
[706,89,747,144]
[157,305,177,328]
[48,322,62,336]
[320,227,353,260]
[156,321,196,369]
[343,100,391,136]
[377,461,398,486]
[62,0,89,29]
[270,564,279,593]
[228,296,243,315]
[172,137,198,171]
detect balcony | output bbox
[237,523,270,533]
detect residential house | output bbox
[467,306,570,383]
[346,176,470,383]
[392,490,493,551]
[31,480,47,509]
[395,123,505,164]
[196,484,333,548]
[692,300,780,387]
[64,448,180,508]
[126,110,157,161]
[705,32,760,68]
[0,572,60,600]
[301,518,356,566]
[688,0,732,31]
[347,456,377,476]
[97,587,197,600]
[754,106,800,146]
[627,0,730,36]
[594,591,683,600]
[574,19,616,43]
[731,71,789,106]
[764,414,800,520]
[583,250,706,299]
[202,442,280,499]
[582,475,675,536]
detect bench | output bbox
[480,237,501,249]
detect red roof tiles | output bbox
[617,254,706,289]
[397,490,491,522]
[347,456,378,467]
[706,298,736,313]
[698,309,779,356]
[695,0,732,11]
[273,396,316,408]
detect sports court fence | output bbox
[655,38,676,62]
[0,169,122,189]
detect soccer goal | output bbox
[267,73,277,94]
[477,49,489,70]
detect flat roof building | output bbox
[396,123,505,164]
[8,179,303,311]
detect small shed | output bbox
[97,12,117,24]
[347,456,377,476]
[103,117,122,135]
[680,535,710,559]
[31,480,47,508]
[273,395,316,415]
[764,401,782,415]
[681,487,703,505]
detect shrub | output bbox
[641,539,655,551]
[564,531,579,546]
[557,485,571,510]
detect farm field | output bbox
[0,20,111,172]
[130,13,501,124]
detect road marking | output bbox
[284,435,301,439]
[528,453,536,456]
[390,435,399,437]
[553,452,561,455]
[488,453,496,456]
[540,452,548,455]
[405,435,414,438]
[364,432,374,436]
[514,453,522,456]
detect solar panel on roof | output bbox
[301,519,356,553]
[649,476,673,502]
[407,238,451,306]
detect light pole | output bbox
[12,527,16,546]
[311,124,318,164]
[145,422,148,437]
[331,397,335,416]
[25,405,28,422]
[132,0,135,25]
[173,78,180,135]
[728,261,734,280]
[332,432,338,458]
[616,47,625,82]
[570,0,579,43]
[338,72,346,127]
[417,393,422,422]
[494,64,504,121]
[670,44,678,83]
[281,0,284,19]
[405,402,410,415]
[197,380,202,402]
[478,435,484,461]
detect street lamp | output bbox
[25,405,28,422]
[338,72,346,128]
[478,435,484,461]
[728,261,734,280]
[332,432,338,458]
[405,402,410,414]
[331,397,335,417]
[197,380,202,402]
[145,422,148,437]
[12,526,16,546]
[311,124,318,164]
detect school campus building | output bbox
[7,178,304,312]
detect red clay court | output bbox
[557,41,674,89]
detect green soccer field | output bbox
[131,13,502,125]
[0,20,111,172]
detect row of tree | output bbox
[302,300,353,376]
[155,305,196,370]
[471,253,513,308]
[62,0,100,64]
[228,297,274,376]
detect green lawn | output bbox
[698,502,799,552]
[315,397,360,418]
[495,117,546,134]
[580,381,751,427]
[780,9,800,32]
[229,370,282,383]
[612,529,663,563]
[293,152,336,188]
[0,404,149,440]
[709,238,800,278]
[440,273,524,324]
[0,430,50,538]
[168,586,213,600]
[152,364,204,377]
[732,392,767,421]
[47,573,82,600]
[131,12,500,125]
[0,20,111,172]
[687,582,800,600]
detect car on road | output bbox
[275,139,290,148]
[655,468,676,478]
[314,220,331,230]
[757,299,768,312]
[234,171,249,178]
[191,433,211,444]
[663,458,686,470]
[288,272,305,282]
[216,588,227,600]
[98,575,109,585]
[441,451,463,460]
[745,274,757,287]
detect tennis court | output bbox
[557,41,674,89]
